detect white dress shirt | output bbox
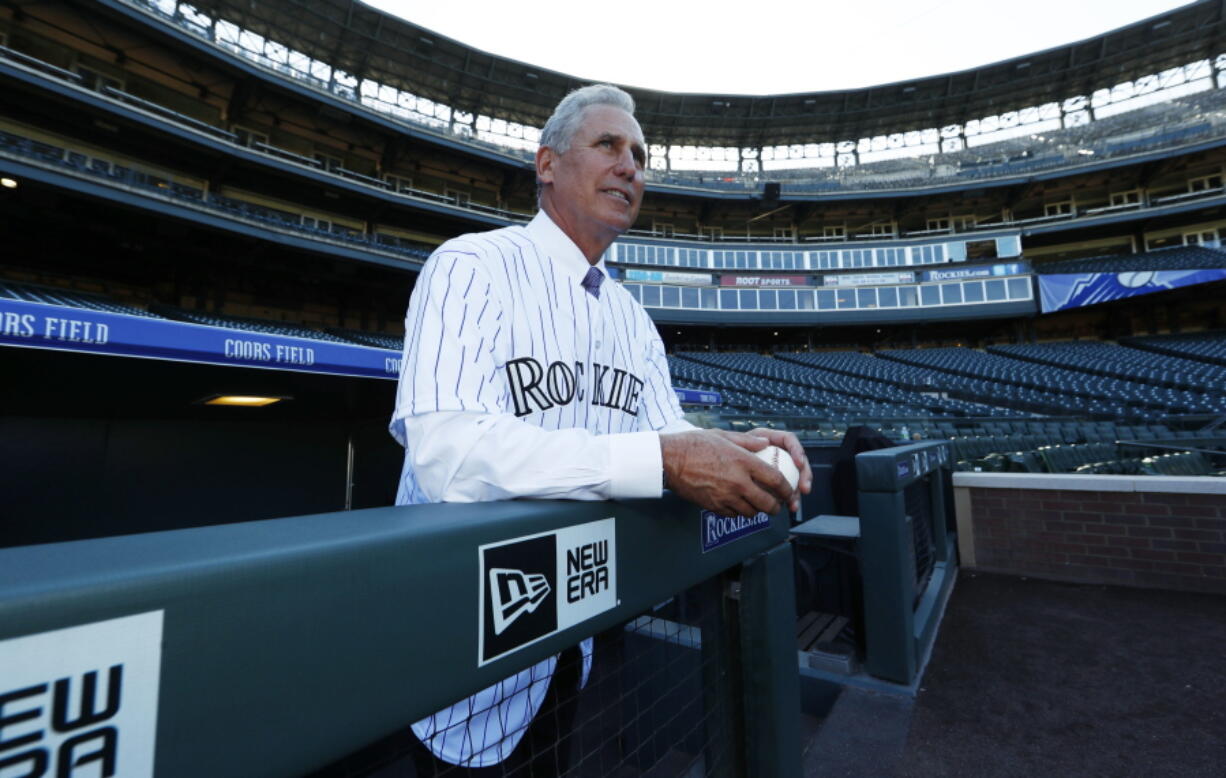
[389,210,693,766]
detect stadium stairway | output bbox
[878,346,1226,416]
[1123,330,1226,368]
[987,340,1226,394]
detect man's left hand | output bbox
[716,428,812,513]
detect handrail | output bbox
[101,85,238,141]
[0,44,83,82]
[0,494,792,778]
[1115,440,1223,456]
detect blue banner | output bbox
[626,269,666,282]
[922,263,1026,282]
[700,510,771,553]
[1038,269,1226,313]
[674,388,722,405]
[0,298,401,379]
[625,269,714,286]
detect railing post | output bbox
[857,488,918,683]
[698,573,745,778]
[738,541,802,778]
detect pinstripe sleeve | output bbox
[390,248,505,445]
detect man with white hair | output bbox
[391,83,811,775]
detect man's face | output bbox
[538,105,646,253]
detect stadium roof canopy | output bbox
[189,0,1226,148]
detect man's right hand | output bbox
[659,429,795,518]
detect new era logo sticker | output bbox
[478,518,617,666]
[489,568,551,635]
[0,611,163,778]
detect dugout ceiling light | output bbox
[197,394,288,407]
[1,177,16,189]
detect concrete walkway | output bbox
[804,570,1226,777]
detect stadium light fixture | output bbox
[198,394,287,407]
[0,177,16,189]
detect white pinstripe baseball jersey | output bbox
[389,209,692,767]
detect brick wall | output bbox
[954,475,1226,594]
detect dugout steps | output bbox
[796,611,857,676]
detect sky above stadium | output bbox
[364,0,1196,95]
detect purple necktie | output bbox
[581,266,604,300]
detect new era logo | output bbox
[478,519,617,666]
[479,534,558,664]
[489,567,550,635]
[0,612,163,778]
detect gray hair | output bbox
[539,84,637,154]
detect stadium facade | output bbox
[3,0,1226,538]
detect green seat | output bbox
[1037,445,1061,472]
[979,453,1010,472]
[1188,452,1212,475]
[1007,450,1045,473]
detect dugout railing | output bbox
[0,494,800,778]
[793,440,957,687]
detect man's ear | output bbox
[536,145,556,185]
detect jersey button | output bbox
[595,340,602,349]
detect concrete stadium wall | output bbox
[953,473,1226,594]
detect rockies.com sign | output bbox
[700,510,771,553]
[478,519,618,666]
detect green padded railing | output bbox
[0,494,800,778]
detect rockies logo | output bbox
[489,567,551,635]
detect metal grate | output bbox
[905,476,937,605]
[310,580,741,777]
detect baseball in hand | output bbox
[754,445,800,491]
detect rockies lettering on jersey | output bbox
[507,357,643,417]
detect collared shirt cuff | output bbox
[607,431,664,500]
